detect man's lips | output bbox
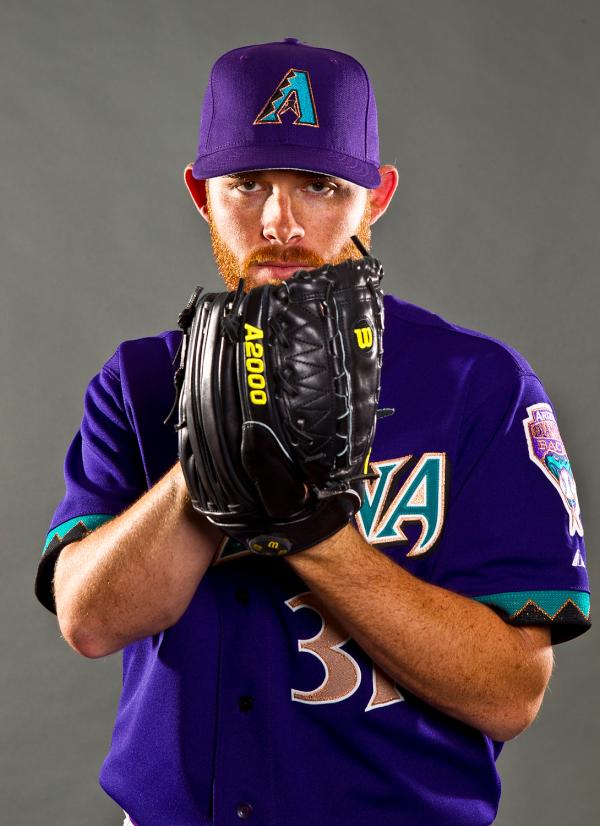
[249,263,315,279]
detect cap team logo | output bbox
[254,69,319,127]
[523,402,583,537]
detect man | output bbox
[35,38,590,826]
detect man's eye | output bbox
[306,181,334,194]
[236,180,260,192]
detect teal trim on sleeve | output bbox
[42,513,115,553]
[473,590,590,620]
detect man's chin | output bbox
[240,274,279,292]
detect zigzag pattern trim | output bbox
[473,590,590,624]
[43,513,115,553]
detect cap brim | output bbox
[192,143,381,189]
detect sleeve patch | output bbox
[522,403,584,537]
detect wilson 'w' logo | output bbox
[353,327,373,349]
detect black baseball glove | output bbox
[165,236,392,556]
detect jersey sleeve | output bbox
[430,359,590,645]
[35,351,146,616]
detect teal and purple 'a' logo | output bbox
[254,69,319,127]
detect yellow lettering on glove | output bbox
[244,323,263,341]
[353,326,373,349]
[244,324,267,404]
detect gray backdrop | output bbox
[2,1,598,823]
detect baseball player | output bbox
[35,38,590,826]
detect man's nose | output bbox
[262,191,305,244]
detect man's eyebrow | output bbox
[224,172,254,180]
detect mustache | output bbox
[245,247,325,269]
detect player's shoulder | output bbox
[383,292,538,387]
[100,328,183,380]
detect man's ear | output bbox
[184,163,209,222]
[368,164,399,225]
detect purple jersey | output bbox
[35,293,590,826]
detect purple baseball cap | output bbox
[191,38,381,189]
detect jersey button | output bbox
[236,587,249,605]
[236,801,253,819]
[238,695,254,712]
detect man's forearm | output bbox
[286,523,551,741]
[54,463,223,658]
